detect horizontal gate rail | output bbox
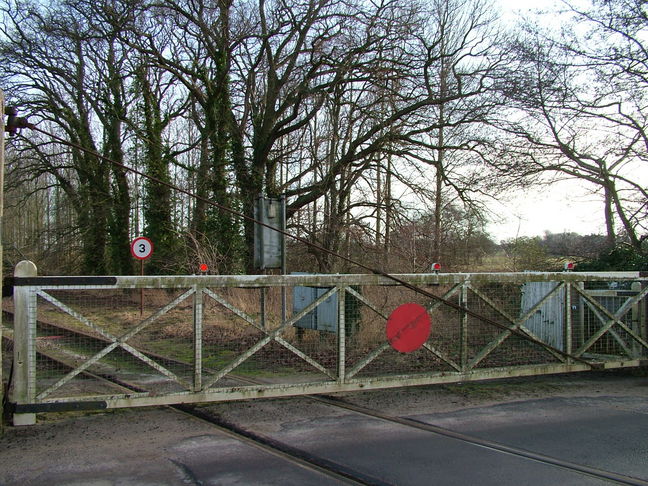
[7,261,647,424]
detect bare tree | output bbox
[421,0,505,262]
[122,0,246,272]
[270,0,506,269]
[0,0,139,274]
[0,0,508,275]
[498,0,648,251]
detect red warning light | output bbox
[199,263,209,273]
[564,262,574,271]
[431,262,441,272]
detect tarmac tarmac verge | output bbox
[1,370,647,485]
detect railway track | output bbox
[3,312,648,485]
[177,394,648,486]
[1,312,387,485]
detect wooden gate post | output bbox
[13,260,38,426]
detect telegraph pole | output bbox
[0,89,6,433]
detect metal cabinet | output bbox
[293,284,338,333]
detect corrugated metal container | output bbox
[293,284,338,333]
[521,281,565,351]
[291,273,363,334]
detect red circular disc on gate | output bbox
[386,303,431,353]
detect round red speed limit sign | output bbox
[131,236,154,260]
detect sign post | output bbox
[130,237,153,316]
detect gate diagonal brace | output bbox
[34,288,195,400]
[466,283,570,370]
[201,287,340,390]
[345,284,463,380]
[574,284,648,358]
[202,287,335,381]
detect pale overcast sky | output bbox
[486,182,608,243]
[486,0,609,242]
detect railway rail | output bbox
[3,313,648,486]
[1,313,387,485]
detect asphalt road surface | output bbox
[1,372,647,485]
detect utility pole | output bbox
[0,89,6,434]
[0,95,30,431]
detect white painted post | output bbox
[337,286,346,383]
[193,285,203,392]
[13,260,38,426]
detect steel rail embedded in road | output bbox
[4,317,647,485]
[1,321,392,486]
[309,394,648,486]
[172,404,393,486]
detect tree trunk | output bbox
[604,185,616,249]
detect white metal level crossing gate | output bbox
[6,261,647,425]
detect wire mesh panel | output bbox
[466,281,564,369]
[199,285,337,388]
[346,284,460,378]
[572,281,647,359]
[32,288,196,400]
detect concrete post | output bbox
[337,287,346,383]
[193,285,203,392]
[13,260,38,426]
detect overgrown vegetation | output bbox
[577,245,648,272]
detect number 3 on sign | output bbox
[131,237,153,260]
